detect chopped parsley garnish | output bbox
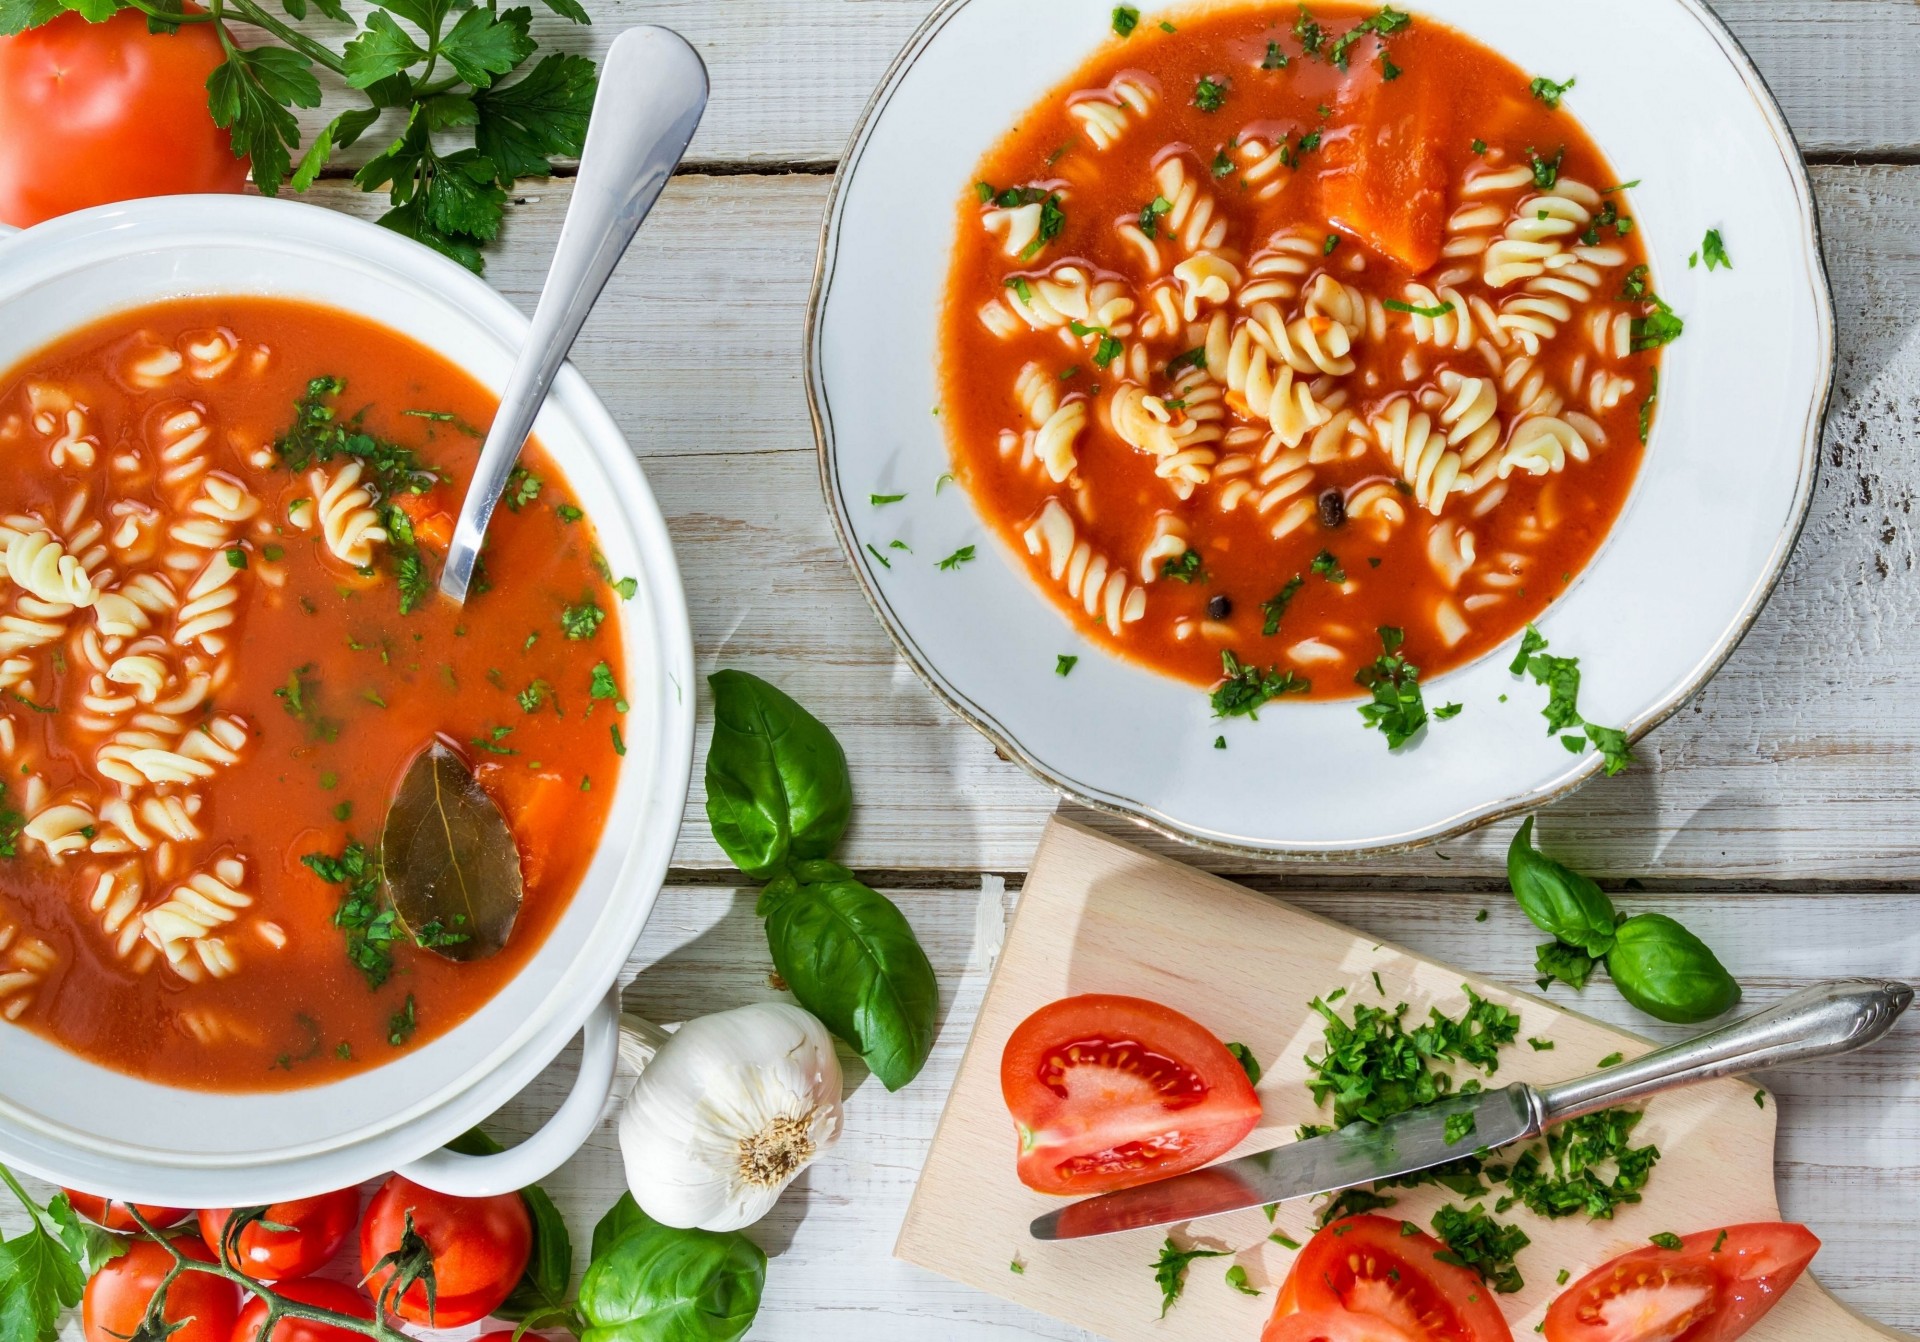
[1526,144,1565,189]
[0,784,20,859]
[1111,4,1139,36]
[1323,233,1340,254]
[1528,74,1576,108]
[1092,335,1124,368]
[1305,985,1518,1128]
[1601,178,1641,193]
[1310,549,1346,583]
[1160,548,1204,583]
[1318,1188,1396,1229]
[1159,19,1175,32]
[1497,1107,1661,1221]
[1261,575,1304,635]
[1026,193,1066,260]
[560,599,605,640]
[1211,147,1235,179]
[937,545,977,571]
[1005,275,1033,306]
[517,680,551,712]
[1631,294,1686,351]
[1137,194,1173,237]
[1471,137,1487,154]
[589,660,625,710]
[1431,1203,1529,1294]
[1224,1265,1259,1296]
[1536,939,1599,991]
[870,492,906,505]
[303,840,398,988]
[1714,1231,1730,1252]
[225,547,248,569]
[470,724,517,756]
[1638,369,1659,443]
[506,466,543,511]
[1056,654,1078,677]
[1225,1041,1262,1085]
[1619,264,1649,301]
[1650,1232,1685,1251]
[1262,39,1289,69]
[1166,346,1209,376]
[1598,1051,1625,1069]
[388,993,418,1047]
[1293,4,1327,55]
[1383,298,1454,318]
[1355,627,1428,749]
[1434,702,1463,720]
[1192,76,1228,113]
[1444,1111,1477,1146]
[1691,229,1732,270]
[1151,1239,1229,1317]
[864,542,891,570]
[1325,5,1410,71]
[611,723,626,756]
[1508,625,1632,773]
[1211,649,1309,719]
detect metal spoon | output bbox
[439,25,709,603]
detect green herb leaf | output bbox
[1497,1108,1660,1221]
[474,52,598,182]
[704,671,853,881]
[343,10,428,87]
[1211,649,1309,719]
[1111,4,1138,36]
[1261,575,1303,635]
[1225,1041,1262,1086]
[1355,627,1427,748]
[438,5,537,90]
[579,1194,765,1342]
[1151,1238,1229,1317]
[207,45,321,196]
[1698,228,1731,271]
[1535,939,1598,992]
[1055,654,1078,677]
[1607,913,1741,1024]
[1192,75,1228,112]
[1223,1264,1259,1296]
[1506,816,1618,958]
[757,861,938,1091]
[1431,1203,1529,1294]
[382,741,522,961]
[1528,74,1576,108]
[1160,548,1204,583]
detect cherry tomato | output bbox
[84,1238,241,1342]
[1543,1223,1820,1342]
[0,9,247,229]
[62,1189,190,1233]
[358,1175,531,1327]
[1000,993,1262,1195]
[231,1277,375,1342]
[1272,1215,1514,1342]
[1264,1310,1420,1342]
[199,1189,360,1282]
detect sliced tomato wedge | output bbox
[1316,62,1450,272]
[1543,1223,1819,1342]
[1275,1215,1514,1342]
[1000,993,1260,1195]
[1264,1307,1420,1342]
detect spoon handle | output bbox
[440,25,710,602]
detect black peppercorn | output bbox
[1318,488,1347,528]
[1206,594,1232,620]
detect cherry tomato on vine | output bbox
[199,1188,360,1281]
[62,1189,190,1233]
[1268,1215,1514,1342]
[358,1175,531,1327]
[231,1277,376,1342]
[1000,993,1262,1195]
[84,1238,241,1342]
[1543,1223,1820,1342]
[0,9,247,229]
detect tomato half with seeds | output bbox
[1272,1215,1514,1342]
[63,1189,190,1233]
[1000,994,1261,1196]
[200,1187,360,1281]
[1264,1309,1419,1342]
[1543,1223,1819,1342]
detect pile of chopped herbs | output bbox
[1355,627,1437,748]
[1150,1238,1230,1316]
[1211,649,1309,719]
[1508,625,1632,774]
[1494,1107,1661,1220]
[301,839,399,988]
[273,376,443,613]
[1430,1203,1530,1294]
[1302,985,1519,1130]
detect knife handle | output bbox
[1537,978,1912,1125]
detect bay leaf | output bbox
[381,739,523,961]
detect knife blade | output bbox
[1028,1084,1540,1241]
[1029,978,1914,1242]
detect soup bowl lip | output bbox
[0,193,696,1192]
[805,0,1835,859]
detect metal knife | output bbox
[1029,978,1912,1241]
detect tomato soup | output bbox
[0,298,627,1089]
[940,4,1664,701]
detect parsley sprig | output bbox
[0,0,599,271]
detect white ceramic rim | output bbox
[806,0,1835,859]
[0,195,694,1202]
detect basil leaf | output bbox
[758,861,937,1091]
[446,1130,573,1323]
[1605,913,1741,1024]
[1506,817,1617,958]
[704,671,853,880]
[579,1194,765,1342]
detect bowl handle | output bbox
[395,990,621,1196]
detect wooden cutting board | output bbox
[897,817,1907,1341]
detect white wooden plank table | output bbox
[10,2,1920,1338]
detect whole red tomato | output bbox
[62,1189,191,1233]
[0,9,247,228]
[84,1238,242,1342]
[199,1188,360,1282]
[358,1175,531,1328]
[231,1277,375,1342]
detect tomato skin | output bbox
[1275,1215,1514,1342]
[1544,1223,1820,1342]
[0,9,247,228]
[199,1189,360,1282]
[1263,1309,1421,1342]
[358,1175,532,1327]
[1001,993,1262,1196]
[63,1189,190,1233]
[231,1278,376,1342]
[84,1238,242,1342]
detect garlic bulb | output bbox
[617,1001,844,1232]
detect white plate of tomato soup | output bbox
[809,0,1830,855]
[0,196,691,1202]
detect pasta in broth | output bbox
[941,4,1669,715]
[0,298,630,1089]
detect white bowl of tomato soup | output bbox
[0,194,693,1203]
[810,0,1831,855]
